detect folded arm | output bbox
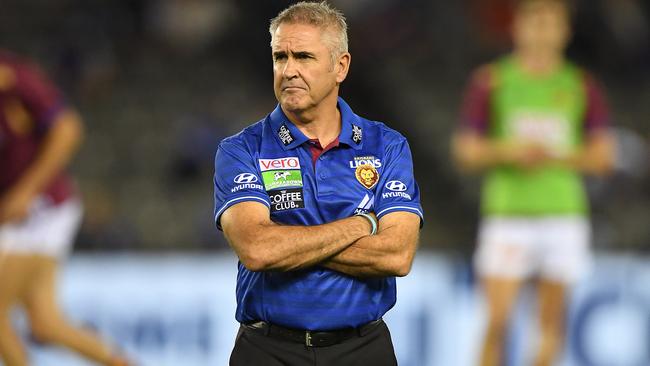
[320,211,421,277]
[220,201,373,272]
[452,129,615,176]
[552,130,615,176]
[452,130,549,172]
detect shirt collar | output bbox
[268,97,364,150]
[337,98,364,149]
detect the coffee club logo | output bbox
[269,188,305,212]
[349,155,382,169]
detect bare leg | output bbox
[478,276,524,366]
[22,255,119,365]
[533,279,567,366]
[0,254,31,366]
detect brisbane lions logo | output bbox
[354,164,379,189]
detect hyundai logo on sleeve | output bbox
[385,180,407,192]
[234,173,259,184]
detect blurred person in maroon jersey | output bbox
[0,50,129,366]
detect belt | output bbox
[242,319,383,347]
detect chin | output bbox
[281,97,307,112]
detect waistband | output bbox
[241,318,384,347]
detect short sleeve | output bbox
[213,139,270,230]
[14,61,65,131]
[374,138,424,226]
[583,73,610,134]
[459,66,493,134]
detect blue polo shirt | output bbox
[213,97,423,330]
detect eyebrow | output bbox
[272,50,316,58]
[293,51,314,58]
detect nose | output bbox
[282,57,298,79]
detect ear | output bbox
[335,52,351,83]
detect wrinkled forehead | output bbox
[271,22,332,50]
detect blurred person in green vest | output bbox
[452,1,615,365]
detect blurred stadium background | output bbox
[1,0,649,365]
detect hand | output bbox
[501,142,551,169]
[107,354,132,366]
[0,188,36,224]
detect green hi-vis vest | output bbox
[483,56,589,216]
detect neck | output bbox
[514,49,564,76]
[282,92,341,146]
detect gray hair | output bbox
[269,1,348,64]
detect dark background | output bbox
[2,0,648,256]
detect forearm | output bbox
[453,133,514,172]
[11,110,83,196]
[321,213,420,277]
[226,214,372,272]
[321,240,411,277]
[553,136,615,176]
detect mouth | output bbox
[282,86,305,92]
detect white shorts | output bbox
[474,216,591,284]
[0,197,82,259]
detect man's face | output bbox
[271,23,348,114]
[513,2,570,54]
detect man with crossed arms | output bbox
[213,2,423,365]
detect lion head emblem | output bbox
[355,164,379,189]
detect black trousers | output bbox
[230,320,398,366]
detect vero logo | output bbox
[259,157,300,172]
